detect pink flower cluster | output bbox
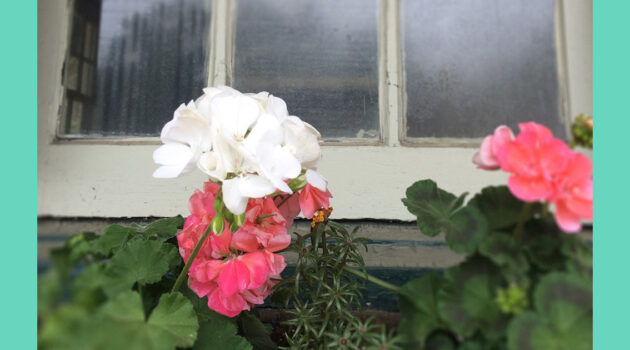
[177,181,332,317]
[473,122,592,233]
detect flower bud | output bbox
[234,213,246,228]
[213,196,224,215]
[288,173,308,192]
[211,215,225,236]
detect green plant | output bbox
[273,217,402,349]
[397,180,592,350]
[37,217,261,350]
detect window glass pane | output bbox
[233,0,380,140]
[403,0,565,139]
[61,0,211,136]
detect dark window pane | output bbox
[61,0,211,136]
[403,0,565,139]
[233,0,380,140]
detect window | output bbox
[38,0,592,219]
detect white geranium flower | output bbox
[305,169,327,191]
[153,86,326,215]
[222,174,277,215]
[282,116,322,170]
[153,101,211,178]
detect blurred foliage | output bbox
[399,180,592,349]
[570,114,593,149]
[38,216,257,350]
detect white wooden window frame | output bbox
[37,0,592,220]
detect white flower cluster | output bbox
[153,86,327,214]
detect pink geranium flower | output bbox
[474,122,593,233]
[299,184,333,219]
[274,193,301,229]
[549,152,593,232]
[230,197,291,253]
[177,182,291,317]
[472,125,514,170]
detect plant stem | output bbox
[171,225,213,293]
[342,266,400,294]
[513,202,533,244]
[275,194,292,209]
[321,228,329,286]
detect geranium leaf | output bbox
[397,272,445,346]
[194,319,252,350]
[147,292,200,348]
[96,291,198,350]
[469,186,538,231]
[437,256,507,339]
[93,224,136,256]
[423,331,457,350]
[445,205,487,254]
[479,234,529,284]
[104,239,180,296]
[402,179,459,237]
[142,216,185,239]
[507,273,592,350]
[238,312,277,350]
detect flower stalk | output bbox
[171,224,213,293]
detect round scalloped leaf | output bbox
[97,291,199,350]
[507,311,591,350]
[469,186,539,231]
[402,179,459,237]
[479,234,529,285]
[437,256,507,339]
[141,215,185,239]
[445,205,488,254]
[508,273,592,350]
[104,239,180,296]
[534,273,592,331]
[92,224,137,256]
[424,331,458,350]
[397,272,446,345]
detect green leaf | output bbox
[104,239,180,296]
[534,273,592,332]
[446,205,488,254]
[402,180,458,237]
[67,231,99,261]
[424,331,458,350]
[397,272,445,346]
[194,318,253,350]
[469,186,537,231]
[92,224,136,256]
[437,256,507,339]
[507,311,591,350]
[479,234,529,285]
[560,236,592,281]
[142,216,185,239]
[507,273,592,350]
[38,271,62,317]
[38,304,101,350]
[97,291,199,350]
[403,180,487,253]
[238,312,277,350]
[147,292,200,347]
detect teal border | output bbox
[594,1,628,348]
[0,0,37,347]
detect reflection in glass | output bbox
[61,0,211,136]
[403,0,565,139]
[233,0,380,140]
